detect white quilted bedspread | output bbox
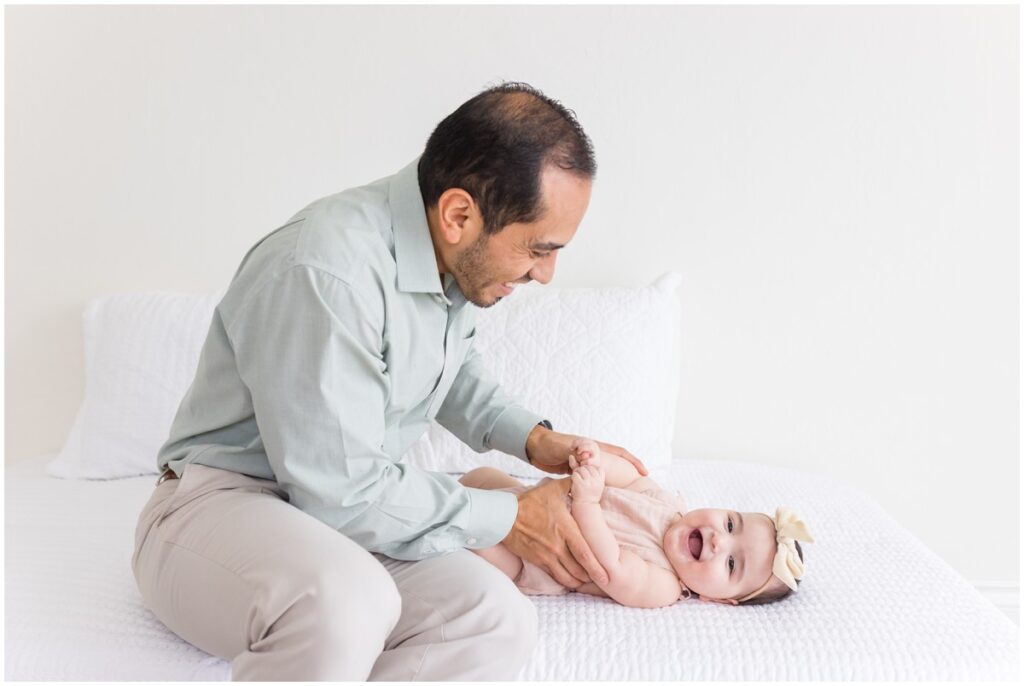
[5,454,1019,681]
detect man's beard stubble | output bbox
[452,232,500,308]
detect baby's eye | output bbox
[727,517,734,533]
[728,556,735,574]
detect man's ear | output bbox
[436,188,482,246]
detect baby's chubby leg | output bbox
[459,468,526,582]
[460,466,525,492]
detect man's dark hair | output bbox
[418,81,596,235]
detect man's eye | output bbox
[531,251,551,259]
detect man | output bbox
[131,82,646,680]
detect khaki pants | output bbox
[131,463,537,681]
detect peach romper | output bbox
[501,477,689,597]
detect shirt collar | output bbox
[388,155,445,295]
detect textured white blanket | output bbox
[5,454,1018,680]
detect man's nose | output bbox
[528,252,557,284]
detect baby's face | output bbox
[663,508,777,604]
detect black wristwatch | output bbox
[527,420,553,465]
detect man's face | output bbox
[449,166,592,308]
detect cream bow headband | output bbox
[735,506,815,603]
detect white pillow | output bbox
[404,273,682,476]
[47,292,221,480]
[48,274,681,480]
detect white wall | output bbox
[5,5,1018,609]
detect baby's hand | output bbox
[570,463,605,504]
[568,438,602,471]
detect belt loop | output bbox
[156,466,178,486]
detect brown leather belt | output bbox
[156,467,179,485]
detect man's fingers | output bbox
[558,545,592,585]
[545,557,584,589]
[565,533,609,586]
[624,453,648,476]
[601,442,648,476]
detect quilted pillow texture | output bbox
[404,273,682,476]
[48,292,223,479]
[48,274,681,479]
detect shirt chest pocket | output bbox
[426,326,476,418]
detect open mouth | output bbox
[688,529,703,560]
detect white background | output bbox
[5,4,1018,615]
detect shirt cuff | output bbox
[462,487,519,548]
[485,405,549,462]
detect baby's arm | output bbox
[597,550,689,608]
[569,463,681,608]
[569,464,623,575]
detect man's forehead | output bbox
[507,223,565,249]
[524,222,572,249]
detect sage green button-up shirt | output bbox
[157,156,547,560]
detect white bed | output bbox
[5,451,1019,681]
[6,278,1019,680]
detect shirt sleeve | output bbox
[226,264,517,560]
[433,335,549,462]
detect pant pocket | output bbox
[132,479,180,573]
[156,463,283,525]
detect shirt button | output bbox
[467,538,477,546]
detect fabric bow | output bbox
[771,506,815,591]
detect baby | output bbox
[459,439,814,608]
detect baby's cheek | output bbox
[666,542,689,572]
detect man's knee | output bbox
[500,587,539,663]
[235,548,404,681]
[373,552,537,680]
[469,563,539,661]
[285,551,403,653]
[325,556,400,622]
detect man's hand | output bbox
[525,425,648,477]
[501,476,609,588]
